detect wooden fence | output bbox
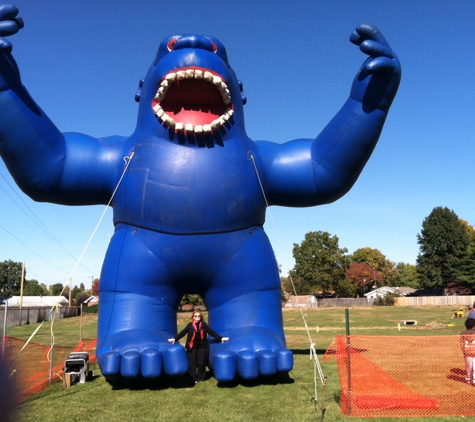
[284,296,375,308]
[285,295,475,309]
[1,306,80,330]
[395,295,475,307]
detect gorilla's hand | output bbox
[0,5,23,91]
[0,5,23,53]
[349,23,401,112]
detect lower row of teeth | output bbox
[153,103,234,134]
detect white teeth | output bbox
[210,117,224,130]
[154,87,166,101]
[155,69,234,134]
[162,114,176,128]
[166,73,176,82]
[153,104,164,117]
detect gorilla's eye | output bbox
[167,39,177,52]
[211,41,218,53]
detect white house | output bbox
[1,295,68,307]
[364,286,416,300]
[84,296,99,307]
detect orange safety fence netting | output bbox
[2,335,97,403]
[324,334,475,418]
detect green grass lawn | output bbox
[8,306,475,422]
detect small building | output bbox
[84,296,99,307]
[364,286,416,300]
[284,295,317,308]
[1,295,68,307]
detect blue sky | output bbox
[1,0,474,289]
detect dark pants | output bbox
[187,348,206,381]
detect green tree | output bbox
[71,285,82,299]
[23,279,48,296]
[394,262,419,288]
[336,277,358,298]
[0,260,22,296]
[49,283,64,296]
[181,294,203,306]
[416,207,470,289]
[350,247,399,286]
[291,231,348,294]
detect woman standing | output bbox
[168,310,229,383]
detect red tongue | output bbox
[160,106,222,126]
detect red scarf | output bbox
[189,322,204,349]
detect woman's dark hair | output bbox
[465,318,475,330]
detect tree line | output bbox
[282,206,475,297]
[2,206,473,301]
[0,260,99,305]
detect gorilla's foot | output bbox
[97,330,187,384]
[209,326,293,382]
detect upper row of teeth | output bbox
[155,69,232,105]
[153,103,234,134]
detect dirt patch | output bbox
[423,322,446,329]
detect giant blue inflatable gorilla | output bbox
[0,5,400,384]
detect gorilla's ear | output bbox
[238,80,247,105]
[135,78,145,103]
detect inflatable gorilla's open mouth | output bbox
[152,66,234,134]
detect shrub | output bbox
[82,304,98,314]
[374,294,395,306]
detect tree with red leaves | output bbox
[92,278,100,297]
[346,262,382,296]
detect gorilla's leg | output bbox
[205,227,293,381]
[96,224,187,384]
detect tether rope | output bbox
[247,150,326,413]
[11,151,136,362]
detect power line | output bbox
[0,171,96,274]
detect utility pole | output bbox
[19,262,25,309]
[69,277,72,307]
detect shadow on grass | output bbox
[290,348,327,355]
[217,371,294,388]
[109,374,196,391]
[107,370,295,391]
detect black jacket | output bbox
[174,321,223,352]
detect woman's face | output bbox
[193,313,201,321]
